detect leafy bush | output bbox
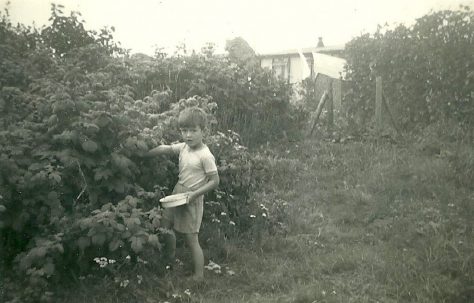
[125,42,307,146]
[0,6,301,301]
[343,6,474,134]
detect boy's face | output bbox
[180,126,204,149]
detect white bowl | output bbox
[160,193,189,208]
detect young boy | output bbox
[146,107,219,281]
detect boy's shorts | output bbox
[162,183,203,234]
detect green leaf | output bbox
[47,191,59,202]
[77,236,90,251]
[112,180,125,193]
[136,140,148,151]
[28,163,43,171]
[125,217,140,227]
[49,171,62,183]
[152,216,161,228]
[53,130,77,142]
[111,153,133,170]
[54,244,64,254]
[82,140,98,153]
[43,262,55,277]
[31,247,47,259]
[55,149,78,166]
[148,234,160,248]
[83,123,100,134]
[91,233,106,246]
[126,196,138,208]
[130,236,144,253]
[96,115,112,127]
[94,168,113,181]
[115,223,125,232]
[108,238,123,251]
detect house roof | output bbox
[258,44,345,58]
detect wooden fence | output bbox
[309,75,400,137]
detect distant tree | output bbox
[201,42,216,58]
[225,37,258,66]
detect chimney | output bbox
[317,37,324,48]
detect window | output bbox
[272,57,289,81]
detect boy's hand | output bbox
[187,191,198,203]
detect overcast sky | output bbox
[1,0,472,55]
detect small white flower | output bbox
[120,279,129,288]
[229,221,236,226]
[262,213,267,217]
[184,289,191,296]
[220,212,227,216]
[250,215,256,218]
[205,260,221,271]
[125,255,131,260]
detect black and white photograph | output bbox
[0,0,473,302]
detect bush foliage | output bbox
[0,5,297,301]
[342,6,474,134]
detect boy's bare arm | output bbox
[145,145,174,157]
[188,173,220,202]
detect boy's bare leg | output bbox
[184,233,204,280]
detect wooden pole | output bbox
[309,90,329,135]
[327,80,334,133]
[333,79,342,114]
[375,76,383,134]
[382,94,402,138]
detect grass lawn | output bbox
[61,137,473,303]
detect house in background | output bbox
[259,37,346,83]
[259,37,347,115]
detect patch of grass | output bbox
[58,137,473,303]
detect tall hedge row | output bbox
[343,6,474,134]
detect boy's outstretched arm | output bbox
[188,173,219,202]
[145,145,174,157]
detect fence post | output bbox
[309,90,329,135]
[333,79,342,114]
[375,76,383,134]
[327,79,334,133]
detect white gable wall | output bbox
[261,58,273,70]
[289,56,304,84]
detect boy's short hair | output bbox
[178,107,207,130]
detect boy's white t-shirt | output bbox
[171,142,218,191]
